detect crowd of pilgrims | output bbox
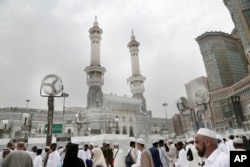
[0,128,250,167]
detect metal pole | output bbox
[162,103,168,133]
[26,99,30,108]
[162,103,168,119]
[63,96,65,123]
[46,96,54,146]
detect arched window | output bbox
[67,129,72,137]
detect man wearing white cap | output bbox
[113,143,125,167]
[167,139,177,167]
[132,138,154,167]
[185,138,204,167]
[134,138,145,166]
[195,128,229,167]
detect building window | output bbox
[123,126,127,134]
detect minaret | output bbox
[127,31,147,111]
[84,16,106,108]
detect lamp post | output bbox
[162,103,168,119]
[40,74,64,146]
[62,92,69,123]
[26,99,30,108]
[162,103,168,133]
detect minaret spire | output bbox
[131,30,136,41]
[84,17,106,108]
[127,31,147,111]
[94,16,98,26]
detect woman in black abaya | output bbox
[63,143,85,167]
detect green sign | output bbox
[44,124,62,134]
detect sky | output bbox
[0,0,235,118]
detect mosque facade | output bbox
[0,18,175,142]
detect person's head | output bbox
[113,143,119,149]
[45,146,50,152]
[102,142,107,148]
[50,143,57,151]
[167,139,173,145]
[175,141,184,151]
[106,142,110,148]
[233,138,245,150]
[6,142,15,150]
[159,140,164,147]
[63,143,80,166]
[229,135,235,140]
[195,128,217,158]
[130,141,135,148]
[36,148,42,155]
[89,143,94,150]
[16,142,26,150]
[152,140,159,148]
[32,146,37,152]
[84,144,89,151]
[136,138,145,151]
[89,143,95,150]
[65,143,78,157]
[65,142,72,152]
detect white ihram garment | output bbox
[204,148,229,167]
[46,150,61,167]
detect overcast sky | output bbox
[0,0,235,118]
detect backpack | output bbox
[186,148,193,161]
[125,149,134,166]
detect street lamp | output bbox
[26,99,30,108]
[40,74,64,146]
[62,92,69,123]
[162,103,168,119]
[162,103,168,134]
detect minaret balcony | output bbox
[89,27,103,34]
[85,66,106,74]
[127,75,146,83]
[86,78,104,86]
[89,34,102,40]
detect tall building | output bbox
[224,0,250,56]
[196,32,249,133]
[196,31,248,92]
[172,114,183,136]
